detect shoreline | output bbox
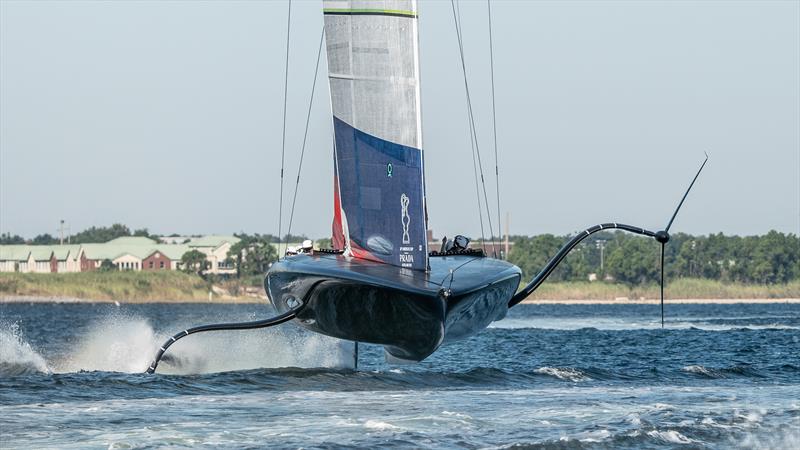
[2,295,798,305]
[0,295,267,304]
[3,273,798,304]
[521,298,800,305]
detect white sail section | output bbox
[324,0,422,148]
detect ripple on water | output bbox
[0,302,798,449]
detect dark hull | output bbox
[265,253,521,361]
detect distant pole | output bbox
[596,239,606,273]
[504,212,510,260]
[58,220,65,245]
[600,243,604,272]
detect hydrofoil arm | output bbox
[507,223,656,307]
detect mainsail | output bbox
[323,0,428,271]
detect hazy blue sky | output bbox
[1,0,798,240]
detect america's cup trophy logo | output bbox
[401,193,411,244]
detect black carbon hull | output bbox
[265,253,521,361]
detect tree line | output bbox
[224,230,798,285]
[0,224,309,247]
[506,230,799,285]
[0,224,157,245]
[4,225,796,285]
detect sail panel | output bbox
[324,0,421,148]
[324,0,427,270]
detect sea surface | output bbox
[0,301,798,449]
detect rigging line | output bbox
[452,0,497,255]
[487,0,502,258]
[467,92,487,254]
[277,0,292,257]
[286,28,325,242]
[455,0,496,253]
[451,0,486,253]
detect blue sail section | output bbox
[333,116,427,270]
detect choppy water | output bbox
[1,301,798,449]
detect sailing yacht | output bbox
[266,1,521,362]
[146,0,705,373]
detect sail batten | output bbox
[324,0,427,270]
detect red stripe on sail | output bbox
[349,242,384,263]
[332,173,346,250]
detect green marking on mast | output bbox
[323,8,417,18]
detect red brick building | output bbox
[142,250,171,271]
[80,251,95,271]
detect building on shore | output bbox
[80,237,188,272]
[187,235,239,275]
[0,235,240,274]
[29,247,54,273]
[141,245,184,270]
[51,245,81,273]
[0,246,32,272]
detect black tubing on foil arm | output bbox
[145,306,303,374]
[144,279,326,374]
[508,223,656,308]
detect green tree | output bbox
[748,231,799,284]
[279,233,308,244]
[316,237,332,249]
[181,250,209,275]
[70,224,132,244]
[228,234,279,277]
[99,259,115,271]
[501,230,800,286]
[508,234,563,281]
[604,236,659,284]
[32,234,58,245]
[0,233,25,244]
[133,228,159,241]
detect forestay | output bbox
[323,0,428,271]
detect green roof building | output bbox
[0,235,236,274]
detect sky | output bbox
[1,0,798,240]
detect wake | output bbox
[0,323,51,375]
[0,314,355,376]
